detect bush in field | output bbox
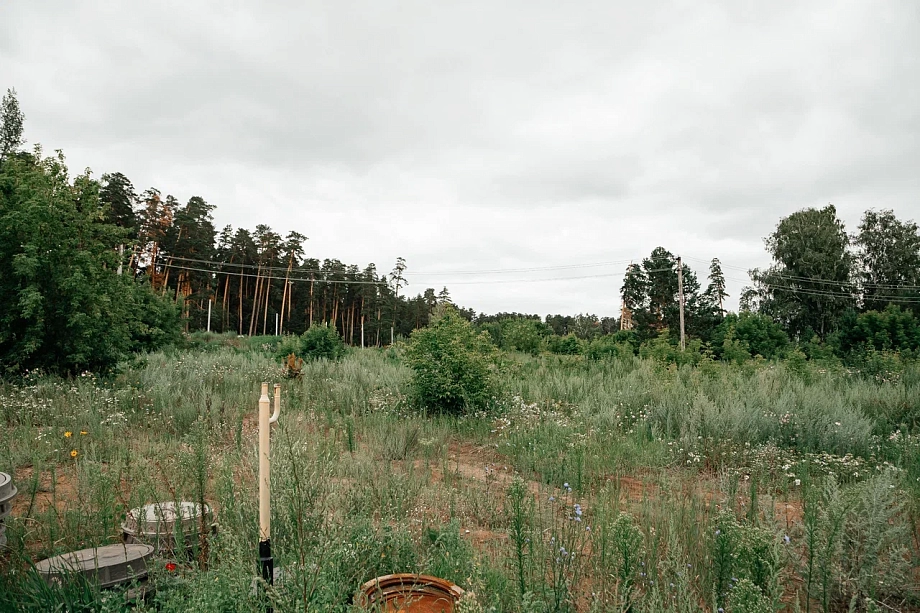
[404,307,499,415]
[546,333,583,355]
[711,312,788,361]
[277,323,344,362]
[501,318,546,355]
[834,305,920,359]
[638,330,703,366]
[585,334,635,360]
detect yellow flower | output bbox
[79,430,88,436]
[64,431,73,438]
[70,450,78,458]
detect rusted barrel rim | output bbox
[356,573,465,608]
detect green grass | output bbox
[1,342,919,611]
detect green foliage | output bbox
[424,520,476,586]
[710,511,780,609]
[277,323,345,362]
[0,150,180,374]
[752,205,855,339]
[728,578,772,613]
[546,333,583,355]
[404,307,499,415]
[585,334,635,361]
[855,209,920,314]
[638,330,703,366]
[711,312,789,361]
[501,318,546,355]
[802,473,910,611]
[835,305,920,358]
[0,88,25,164]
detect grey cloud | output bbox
[1,0,918,315]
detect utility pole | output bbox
[275,313,279,337]
[677,256,686,351]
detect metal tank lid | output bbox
[35,543,154,589]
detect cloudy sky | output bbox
[2,1,918,316]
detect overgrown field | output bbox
[2,336,920,612]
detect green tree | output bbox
[751,205,855,339]
[0,149,179,373]
[404,307,499,415]
[704,257,728,315]
[99,172,137,232]
[854,209,920,314]
[388,257,407,344]
[834,305,920,357]
[711,312,789,360]
[0,88,25,164]
[501,318,545,354]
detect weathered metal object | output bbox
[35,544,154,589]
[121,502,213,553]
[356,574,465,612]
[0,521,6,549]
[0,472,16,520]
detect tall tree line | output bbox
[96,171,467,343]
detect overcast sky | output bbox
[2,1,918,316]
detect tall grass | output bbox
[0,343,918,611]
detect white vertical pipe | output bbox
[258,382,270,541]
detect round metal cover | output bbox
[35,544,154,589]
[356,573,465,612]
[0,472,12,500]
[122,502,212,552]
[0,485,16,520]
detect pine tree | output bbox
[0,88,25,164]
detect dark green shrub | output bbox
[546,333,583,355]
[500,318,545,355]
[585,334,636,360]
[711,312,788,361]
[276,323,344,362]
[404,307,499,415]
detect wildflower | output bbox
[784,535,790,545]
[573,503,582,516]
[70,450,78,458]
[715,529,721,536]
[563,482,570,490]
[549,496,555,502]
[79,430,88,436]
[794,478,801,486]
[64,431,72,438]
[165,562,177,572]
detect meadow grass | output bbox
[0,338,918,611]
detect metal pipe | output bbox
[257,382,275,612]
[271,384,281,424]
[258,382,271,542]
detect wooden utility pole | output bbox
[677,256,686,351]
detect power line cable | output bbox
[159,261,677,286]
